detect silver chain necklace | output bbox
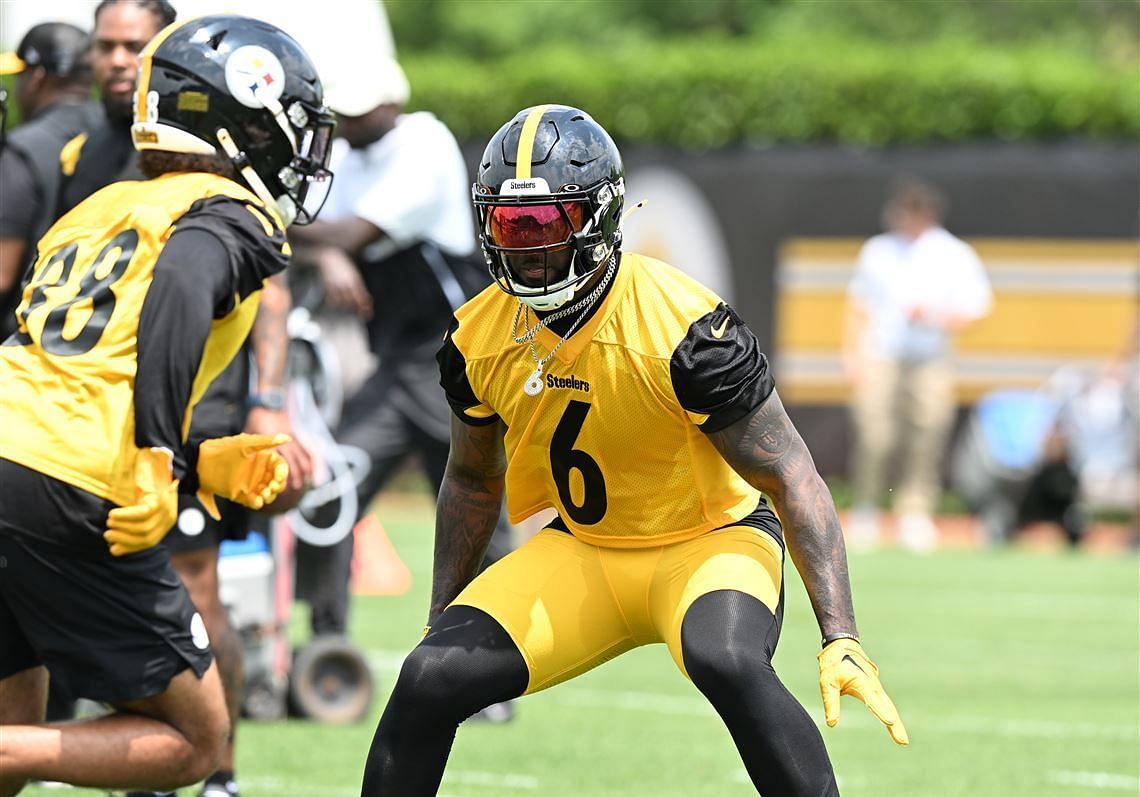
[515,258,616,396]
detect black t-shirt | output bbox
[0,148,41,240]
[56,114,140,219]
[0,150,37,340]
[360,242,489,362]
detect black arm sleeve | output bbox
[134,228,234,484]
[436,315,499,426]
[670,302,775,433]
[174,196,290,306]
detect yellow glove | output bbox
[196,433,291,520]
[818,637,908,746]
[104,447,179,556]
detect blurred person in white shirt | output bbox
[843,178,992,551]
[289,60,516,721]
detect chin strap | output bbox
[216,126,295,226]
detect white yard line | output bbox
[366,647,1138,742]
[1047,770,1140,791]
[240,769,537,795]
[733,769,868,790]
[240,775,359,796]
[553,686,716,717]
[367,649,411,672]
[936,715,1138,741]
[550,685,1138,741]
[444,770,538,789]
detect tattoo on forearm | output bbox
[252,277,290,390]
[429,420,506,624]
[430,476,501,620]
[708,391,857,639]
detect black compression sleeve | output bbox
[134,228,233,483]
[681,590,839,795]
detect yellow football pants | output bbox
[453,524,783,694]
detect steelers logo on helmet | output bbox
[129,15,336,227]
[224,45,286,109]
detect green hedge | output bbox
[401,36,1139,147]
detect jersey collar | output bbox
[534,252,632,364]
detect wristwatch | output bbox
[248,389,287,411]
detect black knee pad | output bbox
[681,590,780,691]
[390,605,528,723]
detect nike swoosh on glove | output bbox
[196,433,291,520]
[818,637,909,745]
[104,447,179,556]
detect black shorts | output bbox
[0,534,213,704]
[164,493,250,554]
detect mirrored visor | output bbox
[487,201,586,251]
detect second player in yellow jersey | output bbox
[0,15,335,795]
[1,172,283,506]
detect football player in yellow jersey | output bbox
[361,106,907,797]
[0,15,334,796]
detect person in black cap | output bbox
[0,21,99,340]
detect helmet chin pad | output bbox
[498,246,607,311]
[518,283,577,311]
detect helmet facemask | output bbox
[213,96,335,226]
[475,176,624,311]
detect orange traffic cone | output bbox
[351,514,412,596]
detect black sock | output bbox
[206,770,234,785]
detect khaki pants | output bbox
[849,356,955,516]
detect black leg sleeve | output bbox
[360,605,528,796]
[681,590,839,797]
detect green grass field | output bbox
[25,493,1139,797]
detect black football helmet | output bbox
[474,105,624,310]
[130,14,334,225]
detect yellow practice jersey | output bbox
[0,172,288,506]
[439,252,776,548]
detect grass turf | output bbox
[22,492,1139,796]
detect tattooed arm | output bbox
[245,274,314,492]
[705,389,856,641]
[250,274,290,399]
[428,415,508,625]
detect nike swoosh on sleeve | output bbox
[711,317,730,338]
